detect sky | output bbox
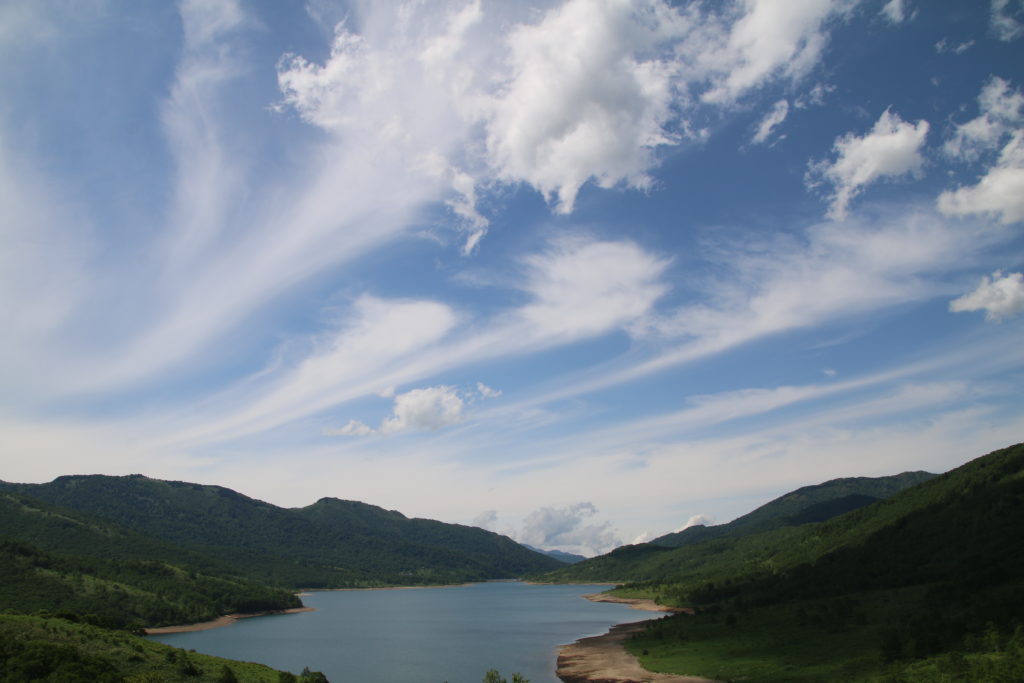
[1,0,1023,557]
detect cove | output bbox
[150,582,641,682]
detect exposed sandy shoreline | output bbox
[581,593,693,614]
[554,594,711,683]
[144,606,315,635]
[556,620,715,683]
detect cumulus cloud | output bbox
[938,135,1024,224]
[483,0,690,213]
[809,108,929,219]
[991,0,1024,41]
[944,76,1024,161]
[276,0,858,223]
[676,513,714,532]
[700,0,854,105]
[939,77,1024,224]
[518,501,621,555]
[472,509,498,530]
[331,381,504,437]
[751,98,789,144]
[950,271,1024,320]
[880,0,907,24]
[381,385,466,434]
[630,531,651,544]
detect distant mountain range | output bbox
[0,474,560,627]
[523,545,587,564]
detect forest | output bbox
[540,442,1024,681]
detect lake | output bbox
[150,582,643,682]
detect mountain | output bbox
[650,470,936,548]
[543,443,1024,681]
[0,475,561,590]
[0,490,301,628]
[523,544,587,564]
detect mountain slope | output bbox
[0,491,300,628]
[550,443,1024,681]
[650,470,935,548]
[0,475,560,588]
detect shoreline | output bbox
[554,594,708,683]
[556,620,715,683]
[144,606,315,635]
[581,593,693,614]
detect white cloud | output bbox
[824,368,838,377]
[472,509,498,530]
[522,209,999,407]
[939,132,1024,224]
[700,0,855,105]
[880,0,907,24]
[939,77,1024,224]
[676,513,714,532]
[950,271,1024,320]
[809,108,929,219]
[517,501,621,555]
[935,38,974,54]
[517,236,669,341]
[325,419,374,437]
[944,76,1024,161]
[333,383,496,437]
[381,385,466,434]
[630,531,651,544]
[476,382,502,399]
[991,0,1024,41]
[155,296,458,447]
[482,0,688,213]
[751,98,789,144]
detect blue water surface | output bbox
[150,582,645,683]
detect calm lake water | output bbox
[150,582,644,683]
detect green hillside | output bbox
[0,613,327,682]
[650,470,935,548]
[0,491,301,628]
[545,443,1024,681]
[0,475,560,589]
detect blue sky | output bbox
[2,0,1023,556]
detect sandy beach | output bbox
[554,594,711,683]
[581,593,693,614]
[144,606,316,635]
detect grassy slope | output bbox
[552,443,1024,681]
[0,613,323,682]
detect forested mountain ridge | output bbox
[545,443,1024,681]
[650,470,936,548]
[0,474,561,590]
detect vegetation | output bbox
[0,475,560,591]
[649,470,936,548]
[543,443,1024,681]
[0,613,328,682]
